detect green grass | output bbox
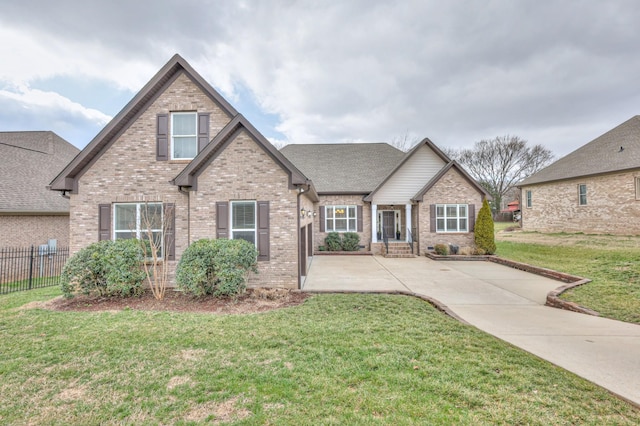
[496,240,640,324]
[1,288,639,424]
[0,276,59,294]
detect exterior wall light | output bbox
[300,208,306,218]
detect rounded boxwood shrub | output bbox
[60,239,146,298]
[474,198,496,255]
[324,232,342,251]
[176,238,258,297]
[341,232,360,251]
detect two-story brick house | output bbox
[49,55,489,289]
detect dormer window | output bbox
[171,112,197,159]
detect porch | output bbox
[371,203,417,244]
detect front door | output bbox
[382,211,395,239]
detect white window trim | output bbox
[230,200,257,245]
[325,205,357,232]
[171,112,197,160]
[526,190,532,208]
[435,204,468,233]
[578,184,587,206]
[113,202,163,255]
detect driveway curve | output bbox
[303,255,640,407]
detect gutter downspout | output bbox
[296,187,302,290]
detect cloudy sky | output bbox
[1,1,639,157]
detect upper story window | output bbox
[436,204,468,233]
[325,205,357,232]
[526,190,532,208]
[171,112,197,160]
[578,184,587,205]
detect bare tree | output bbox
[450,135,554,215]
[389,132,420,152]
[139,202,174,300]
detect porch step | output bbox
[384,253,416,258]
[384,243,415,258]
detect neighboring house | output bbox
[49,54,489,289]
[519,116,640,235]
[0,131,79,247]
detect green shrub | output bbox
[434,244,449,256]
[474,199,496,255]
[325,232,342,251]
[176,239,258,297]
[341,232,360,251]
[60,239,145,298]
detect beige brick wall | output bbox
[69,73,232,281]
[521,170,640,235]
[419,167,484,253]
[314,195,371,251]
[0,214,70,247]
[191,129,301,288]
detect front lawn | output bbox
[496,231,640,324]
[1,288,638,424]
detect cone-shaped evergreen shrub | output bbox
[474,198,496,254]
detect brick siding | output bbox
[314,195,371,251]
[521,170,640,235]
[0,214,70,247]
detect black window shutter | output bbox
[156,114,169,161]
[429,204,436,232]
[469,204,476,232]
[164,203,176,260]
[197,113,210,153]
[98,204,111,241]
[319,206,325,232]
[216,202,229,239]
[357,205,363,232]
[257,201,270,261]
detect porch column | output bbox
[371,204,378,243]
[405,204,412,242]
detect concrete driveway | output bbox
[303,255,640,406]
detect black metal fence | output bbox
[0,245,69,295]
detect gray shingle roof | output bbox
[0,131,79,213]
[280,143,405,193]
[520,116,640,186]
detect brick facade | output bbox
[418,167,484,253]
[314,195,371,251]
[521,170,640,235]
[0,214,70,248]
[190,129,303,288]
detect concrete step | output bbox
[384,253,416,258]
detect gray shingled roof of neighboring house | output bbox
[520,115,640,186]
[280,143,405,193]
[0,131,80,213]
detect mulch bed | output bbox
[46,288,310,315]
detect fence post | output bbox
[28,245,35,290]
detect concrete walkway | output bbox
[303,255,640,406]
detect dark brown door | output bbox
[382,211,394,239]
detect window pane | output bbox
[326,221,334,231]
[348,219,356,231]
[458,205,467,217]
[459,218,468,232]
[233,231,255,245]
[446,206,457,217]
[335,219,347,231]
[115,205,136,231]
[173,136,197,158]
[232,202,255,229]
[326,207,334,219]
[141,204,162,230]
[173,113,196,135]
[334,207,347,219]
[436,205,444,217]
[348,206,356,218]
[447,218,458,231]
[436,218,445,231]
